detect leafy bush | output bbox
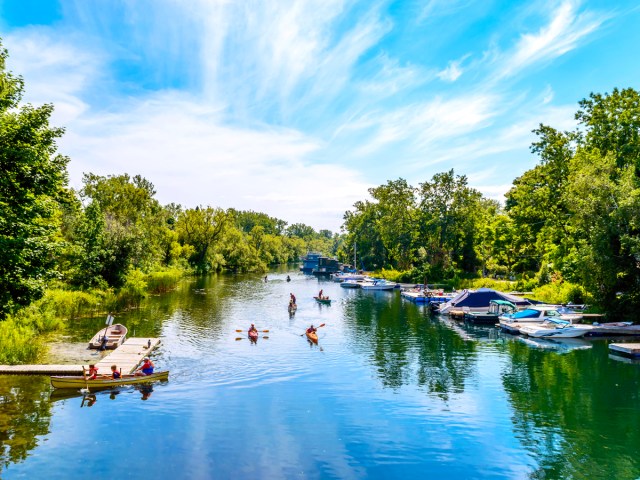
[532,281,591,305]
[145,267,184,293]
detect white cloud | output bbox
[437,55,470,82]
[495,0,604,79]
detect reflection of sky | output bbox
[0,275,608,478]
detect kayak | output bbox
[248,330,259,341]
[50,370,169,389]
[306,331,318,343]
[314,297,331,304]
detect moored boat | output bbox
[465,300,517,324]
[340,280,362,288]
[519,318,593,338]
[360,279,396,291]
[50,370,169,389]
[88,324,128,350]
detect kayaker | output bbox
[290,293,296,305]
[286,275,291,282]
[306,325,317,334]
[134,357,155,376]
[248,324,258,334]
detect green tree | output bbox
[177,206,229,273]
[0,42,70,318]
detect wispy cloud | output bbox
[437,54,471,82]
[494,0,605,80]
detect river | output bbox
[1,271,639,479]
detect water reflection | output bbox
[0,376,52,475]
[342,293,478,399]
[501,340,640,479]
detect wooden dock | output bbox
[0,337,160,375]
[609,343,640,358]
[95,337,161,374]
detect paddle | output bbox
[300,323,325,336]
[236,336,269,340]
[236,329,269,332]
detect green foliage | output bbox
[532,281,590,305]
[0,42,71,318]
[145,267,184,293]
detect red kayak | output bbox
[248,330,259,342]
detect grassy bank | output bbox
[0,266,187,364]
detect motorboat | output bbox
[464,300,517,324]
[519,318,593,338]
[360,279,397,291]
[499,305,582,324]
[332,272,367,282]
[340,279,363,288]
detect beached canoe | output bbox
[50,370,169,389]
[88,324,128,349]
[314,297,331,304]
[306,331,318,343]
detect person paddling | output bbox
[306,324,317,335]
[134,357,154,376]
[290,293,296,305]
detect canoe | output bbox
[50,370,169,389]
[88,324,128,349]
[314,297,331,304]
[306,331,318,343]
[248,330,259,342]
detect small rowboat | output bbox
[50,370,169,389]
[88,324,128,349]
[306,331,318,343]
[314,296,331,304]
[248,330,259,342]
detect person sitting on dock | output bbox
[110,365,122,379]
[134,357,155,376]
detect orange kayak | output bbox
[306,331,318,343]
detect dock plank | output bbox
[609,343,640,358]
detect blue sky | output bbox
[1,0,639,231]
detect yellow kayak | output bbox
[50,370,169,389]
[306,331,318,343]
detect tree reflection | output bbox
[501,340,640,478]
[0,376,52,473]
[343,294,477,400]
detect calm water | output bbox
[1,271,640,479]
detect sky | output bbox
[1,0,639,232]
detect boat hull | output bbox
[519,326,590,338]
[306,332,318,343]
[50,370,169,389]
[314,297,331,304]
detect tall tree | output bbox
[0,42,70,318]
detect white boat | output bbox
[499,305,582,324]
[332,273,367,282]
[359,279,396,291]
[519,318,593,338]
[340,279,362,288]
